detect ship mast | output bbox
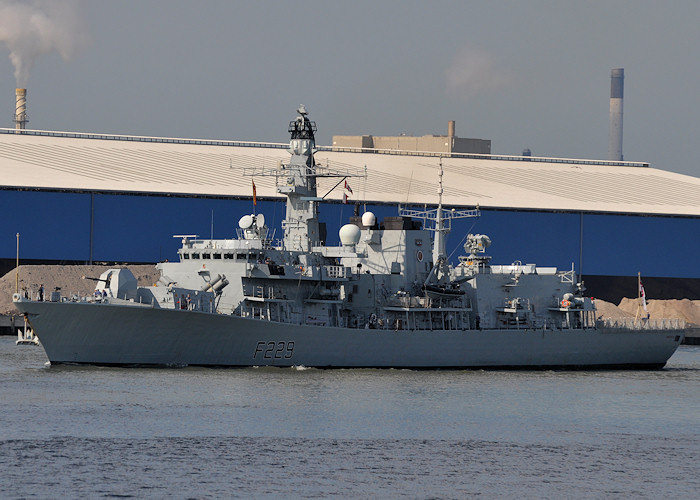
[279,105,321,251]
[434,163,447,264]
[243,106,364,252]
[400,159,479,284]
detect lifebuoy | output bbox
[561,299,571,308]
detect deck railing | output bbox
[597,318,686,330]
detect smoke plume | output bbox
[445,44,512,98]
[0,0,90,87]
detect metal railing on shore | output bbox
[597,318,686,330]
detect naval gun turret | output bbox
[91,269,137,300]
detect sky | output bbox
[1,0,700,177]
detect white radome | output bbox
[361,211,376,227]
[238,214,254,229]
[339,224,361,246]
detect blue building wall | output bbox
[2,190,91,261]
[2,190,699,278]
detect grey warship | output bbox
[13,107,685,368]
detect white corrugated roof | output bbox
[2,128,700,217]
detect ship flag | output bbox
[637,272,649,320]
[252,180,257,206]
[343,193,348,204]
[345,180,353,194]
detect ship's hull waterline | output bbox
[15,300,683,369]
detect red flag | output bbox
[343,193,348,204]
[252,180,257,206]
[344,180,353,194]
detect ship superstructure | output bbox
[13,107,685,368]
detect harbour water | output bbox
[1,337,699,498]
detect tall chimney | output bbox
[448,120,455,137]
[14,88,28,130]
[608,68,624,161]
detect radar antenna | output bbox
[242,106,364,251]
[399,159,479,267]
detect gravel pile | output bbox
[617,297,700,326]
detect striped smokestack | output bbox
[14,88,28,130]
[608,68,624,161]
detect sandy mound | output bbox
[0,264,160,315]
[618,297,700,326]
[592,299,635,320]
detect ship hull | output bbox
[14,300,683,369]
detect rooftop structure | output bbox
[2,128,700,217]
[332,120,491,155]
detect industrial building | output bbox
[332,120,492,155]
[2,66,700,301]
[2,123,700,301]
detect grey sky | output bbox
[2,0,699,176]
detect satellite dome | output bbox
[255,213,265,228]
[361,211,376,227]
[339,224,361,246]
[238,215,254,229]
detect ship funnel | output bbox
[14,88,28,130]
[608,68,624,161]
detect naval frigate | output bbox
[13,107,685,368]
